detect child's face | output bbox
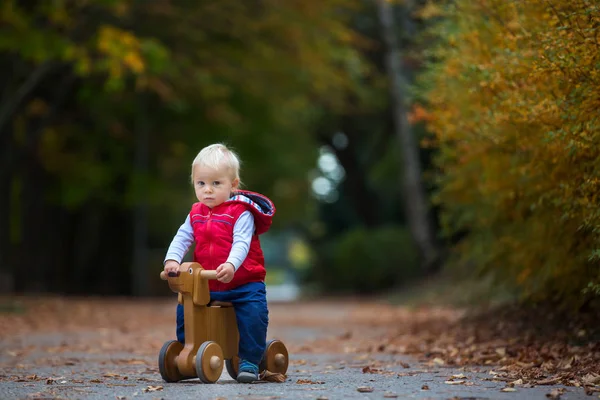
[192,164,239,208]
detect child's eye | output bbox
[197,181,205,186]
[213,181,220,186]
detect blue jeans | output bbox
[176,281,269,365]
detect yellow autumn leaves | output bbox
[97,25,145,87]
[423,0,600,303]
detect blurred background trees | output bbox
[1,0,598,308]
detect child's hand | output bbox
[216,262,235,283]
[164,260,180,275]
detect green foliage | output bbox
[3,0,379,226]
[319,226,420,294]
[583,282,600,297]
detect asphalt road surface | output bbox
[0,296,592,400]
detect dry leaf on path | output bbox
[546,388,566,399]
[357,386,374,392]
[142,385,163,392]
[582,373,600,385]
[260,370,286,383]
[584,386,600,395]
[296,379,324,384]
[537,376,562,385]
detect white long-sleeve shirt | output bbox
[164,211,254,270]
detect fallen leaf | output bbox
[582,373,600,385]
[584,386,600,395]
[501,387,517,392]
[362,366,384,374]
[260,370,286,383]
[421,385,430,390]
[383,393,398,398]
[537,376,562,385]
[357,386,374,392]
[296,379,324,384]
[445,380,465,385]
[546,388,565,399]
[339,331,352,340]
[26,393,53,399]
[142,385,163,393]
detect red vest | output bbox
[190,191,275,292]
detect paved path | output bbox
[0,297,591,400]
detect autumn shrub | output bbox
[420,0,600,305]
[318,226,420,294]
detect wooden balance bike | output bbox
[158,262,289,383]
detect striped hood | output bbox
[226,190,275,235]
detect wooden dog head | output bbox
[161,262,211,306]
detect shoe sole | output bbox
[237,371,258,383]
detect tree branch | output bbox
[0,60,56,136]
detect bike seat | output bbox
[208,301,233,307]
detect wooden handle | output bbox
[160,269,216,280]
[200,270,217,280]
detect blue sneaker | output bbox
[237,359,259,383]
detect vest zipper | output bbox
[207,209,217,290]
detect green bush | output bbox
[319,226,420,294]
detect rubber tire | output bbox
[225,356,240,380]
[158,340,184,383]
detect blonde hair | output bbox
[191,143,241,183]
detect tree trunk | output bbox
[132,94,150,296]
[21,154,47,292]
[375,0,439,272]
[0,167,12,293]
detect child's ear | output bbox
[232,178,240,191]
